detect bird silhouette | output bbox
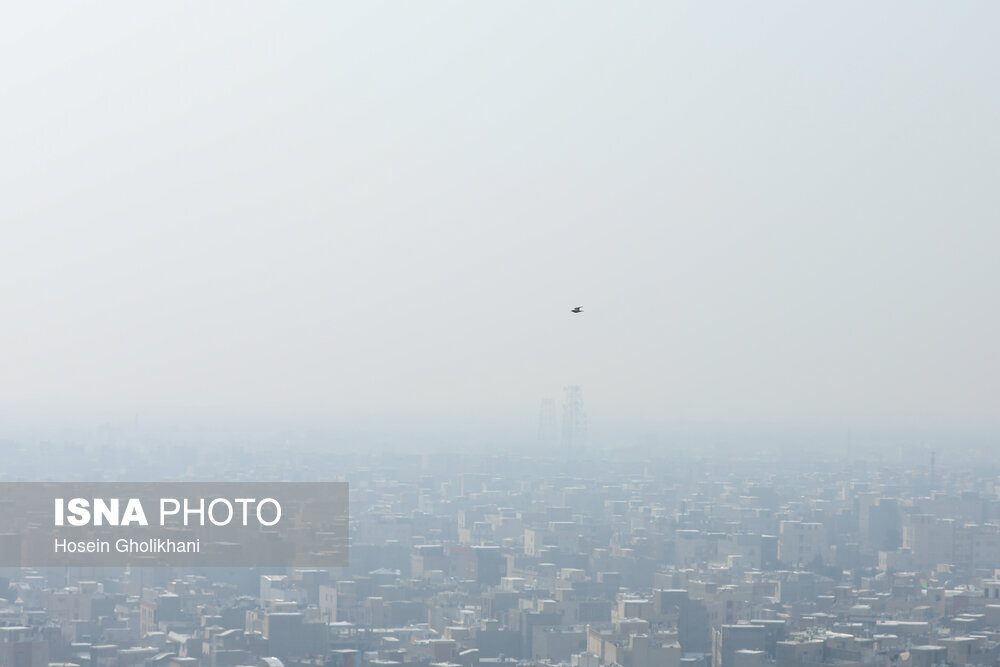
[571,306,583,313]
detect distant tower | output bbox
[538,398,557,447]
[930,450,936,489]
[560,385,588,450]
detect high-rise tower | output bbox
[560,385,587,450]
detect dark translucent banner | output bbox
[0,482,348,567]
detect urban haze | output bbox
[1,2,1000,667]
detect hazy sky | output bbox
[2,3,998,437]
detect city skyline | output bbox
[2,3,1000,666]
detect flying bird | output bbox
[571,306,583,313]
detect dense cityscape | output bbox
[4,0,997,666]
[3,420,1000,667]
